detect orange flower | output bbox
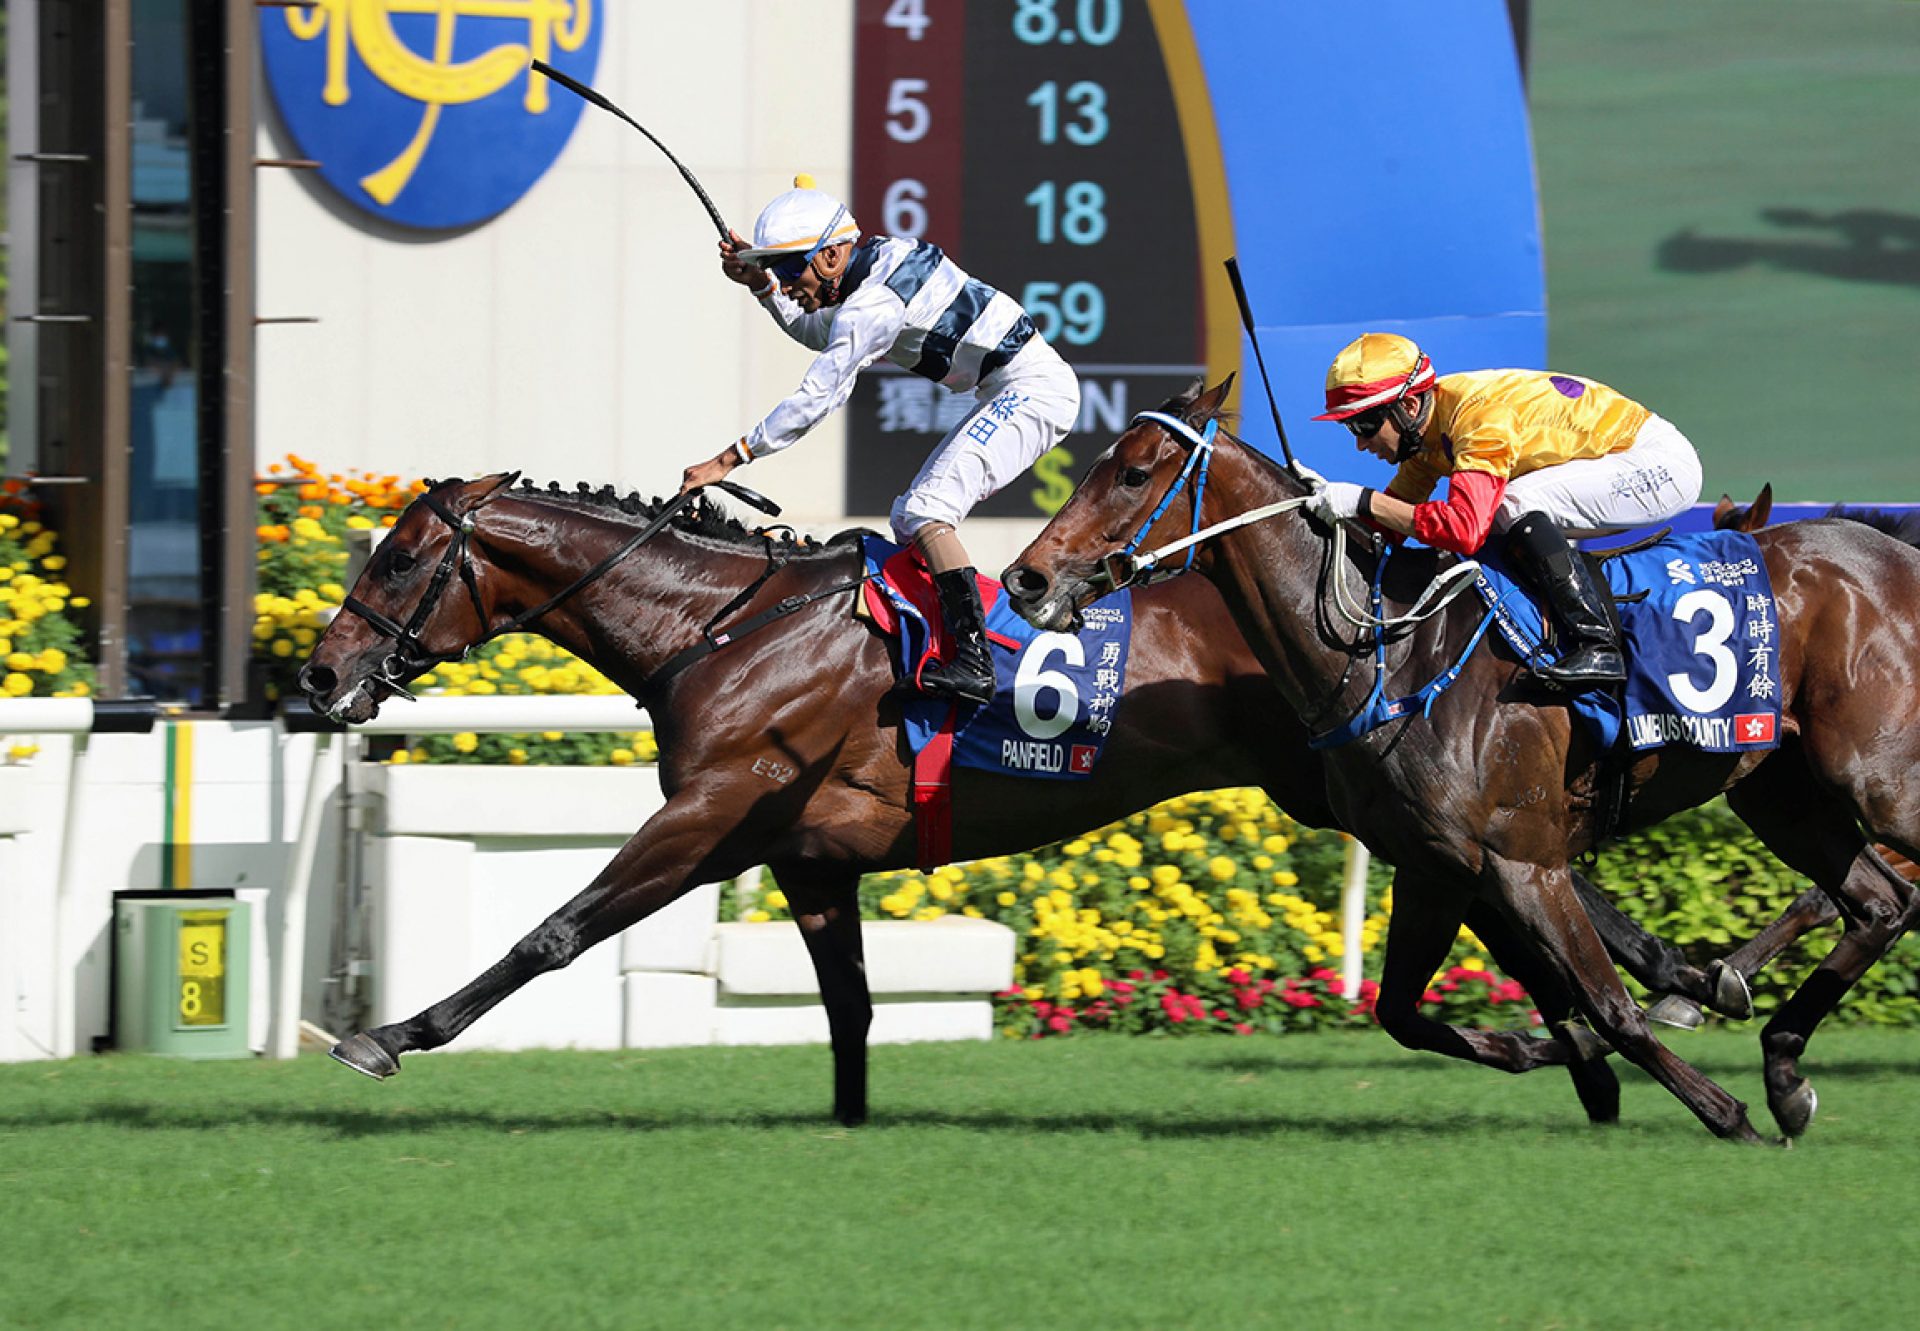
[297,505,324,519]
[254,482,279,496]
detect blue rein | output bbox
[1120,412,1217,577]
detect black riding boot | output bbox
[916,568,997,706]
[1504,513,1626,691]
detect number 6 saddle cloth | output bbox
[856,536,1135,868]
[1476,528,1783,754]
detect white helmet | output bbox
[737,175,861,267]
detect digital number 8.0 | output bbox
[1014,0,1121,46]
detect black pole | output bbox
[1222,258,1299,472]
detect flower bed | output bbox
[0,482,96,719]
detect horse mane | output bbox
[1825,504,1920,550]
[432,476,870,558]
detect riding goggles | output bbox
[1344,409,1390,439]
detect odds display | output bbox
[846,0,1208,519]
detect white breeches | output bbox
[1494,414,1704,536]
[889,342,1081,542]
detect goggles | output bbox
[1345,409,1390,439]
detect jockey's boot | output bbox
[917,568,997,706]
[1505,513,1626,692]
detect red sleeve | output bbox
[1411,470,1507,555]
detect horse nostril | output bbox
[1004,566,1050,602]
[299,662,337,696]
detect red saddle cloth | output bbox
[859,548,1019,870]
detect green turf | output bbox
[1532,0,1920,502]
[3,1030,1919,1329]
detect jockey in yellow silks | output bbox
[1306,333,1703,692]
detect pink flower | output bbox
[1234,1022,1255,1035]
[1047,1013,1073,1034]
[1225,967,1250,985]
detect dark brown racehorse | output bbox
[1689,485,1920,991]
[1004,381,1920,1140]
[297,474,1730,1126]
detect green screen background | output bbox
[1532,0,1920,502]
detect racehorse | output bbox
[297,474,1732,1127]
[1691,485,1920,992]
[1002,380,1920,1140]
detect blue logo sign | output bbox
[261,2,603,230]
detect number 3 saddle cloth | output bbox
[1478,528,1783,754]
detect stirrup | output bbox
[1533,645,1625,692]
[915,666,994,706]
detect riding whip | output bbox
[530,59,733,240]
[1222,257,1302,474]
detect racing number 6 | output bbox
[1666,588,1737,713]
[1014,633,1083,740]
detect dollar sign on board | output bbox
[1030,446,1076,515]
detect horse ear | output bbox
[1713,494,1737,529]
[475,471,521,501]
[1751,483,1773,528]
[1191,372,1237,418]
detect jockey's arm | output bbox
[739,290,902,460]
[1371,468,1508,557]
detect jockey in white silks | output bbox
[679,177,1080,706]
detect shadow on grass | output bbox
[0,1099,1697,1142]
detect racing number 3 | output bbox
[1667,588,1737,713]
[1013,633,1083,740]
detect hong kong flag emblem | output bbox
[1735,713,1776,745]
[1070,744,1099,774]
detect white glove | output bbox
[1309,481,1369,524]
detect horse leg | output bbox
[1703,885,1837,1015]
[1568,867,1731,1027]
[1726,771,1916,1137]
[1465,900,1621,1124]
[777,866,873,1127]
[1485,853,1763,1142]
[331,791,753,1078]
[1373,871,1577,1077]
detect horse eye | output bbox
[1120,466,1151,488]
[388,550,417,576]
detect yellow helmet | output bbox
[1312,333,1437,421]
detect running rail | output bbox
[0,699,161,1058]
[273,694,652,1059]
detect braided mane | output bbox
[425,476,872,557]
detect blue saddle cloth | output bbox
[861,536,1134,779]
[1475,529,1783,752]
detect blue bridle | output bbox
[1116,410,1218,579]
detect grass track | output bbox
[3,1030,1919,1330]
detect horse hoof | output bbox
[330,1032,400,1081]
[1771,1077,1818,1138]
[1709,960,1754,1020]
[1557,1021,1612,1062]
[1646,994,1705,1030]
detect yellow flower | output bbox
[766,890,788,910]
[507,748,528,765]
[609,748,635,766]
[1208,856,1237,881]
[7,743,40,762]
[451,731,479,754]
[996,891,1016,907]
[1149,864,1181,887]
[3,673,33,696]
[746,910,771,923]
[387,748,412,765]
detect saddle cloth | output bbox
[1474,529,1783,753]
[859,536,1133,779]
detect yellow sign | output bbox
[178,911,228,1027]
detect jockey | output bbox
[1307,333,1703,691]
[680,177,1081,706]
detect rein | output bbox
[1092,408,1489,746]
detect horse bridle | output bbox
[338,479,780,700]
[1094,410,1318,594]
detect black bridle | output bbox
[338,479,781,700]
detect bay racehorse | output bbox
[1003,380,1920,1141]
[297,474,1735,1126]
